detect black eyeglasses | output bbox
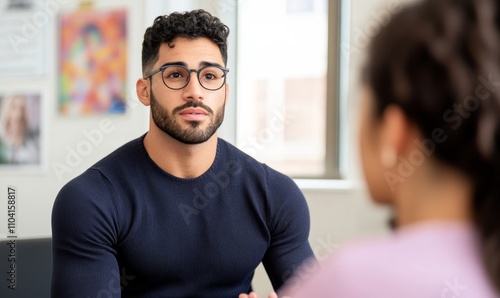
[144,64,230,91]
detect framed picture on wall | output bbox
[0,0,48,78]
[0,91,43,169]
[58,8,127,116]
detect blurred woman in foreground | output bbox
[279,0,500,296]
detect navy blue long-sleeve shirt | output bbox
[51,135,314,297]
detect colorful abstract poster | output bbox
[0,92,42,167]
[59,9,127,115]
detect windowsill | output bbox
[294,178,361,192]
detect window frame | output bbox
[324,0,343,179]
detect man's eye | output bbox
[166,72,183,79]
[203,73,216,80]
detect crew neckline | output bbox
[138,133,223,183]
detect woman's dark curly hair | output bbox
[141,9,229,75]
[364,0,500,292]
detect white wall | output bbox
[0,0,404,294]
[0,0,147,239]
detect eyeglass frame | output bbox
[144,62,230,91]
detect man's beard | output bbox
[150,89,225,145]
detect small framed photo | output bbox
[0,91,43,169]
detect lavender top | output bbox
[281,221,498,298]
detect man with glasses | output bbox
[51,9,314,297]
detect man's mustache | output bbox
[172,101,214,115]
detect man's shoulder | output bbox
[58,136,144,196]
[219,138,291,177]
[91,135,144,171]
[218,138,297,190]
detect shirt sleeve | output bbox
[261,168,316,290]
[51,169,121,298]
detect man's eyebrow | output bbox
[199,61,224,68]
[159,61,225,69]
[159,61,188,68]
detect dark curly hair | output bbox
[364,0,500,292]
[141,9,230,75]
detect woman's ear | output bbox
[136,78,151,106]
[380,105,413,163]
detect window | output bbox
[237,0,341,178]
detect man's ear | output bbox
[224,83,230,103]
[136,78,151,106]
